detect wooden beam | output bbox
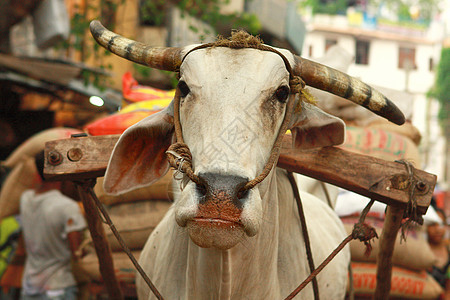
[278,141,435,215]
[45,135,119,181]
[44,134,436,214]
[76,182,124,300]
[374,205,404,299]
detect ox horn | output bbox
[293,56,405,125]
[89,20,182,72]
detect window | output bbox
[355,39,370,65]
[429,57,434,71]
[325,39,337,52]
[398,47,417,70]
[308,45,313,57]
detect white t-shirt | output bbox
[20,189,86,295]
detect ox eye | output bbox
[178,81,190,97]
[274,86,290,103]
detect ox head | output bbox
[91,21,405,250]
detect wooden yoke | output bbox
[44,134,435,214]
[44,134,436,300]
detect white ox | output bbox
[90,21,405,299]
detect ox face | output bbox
[102,46,347,251]
[174,48,292,249]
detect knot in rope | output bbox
[352,222,378,242]
[289,76,305,94]
[352,222,378,257]
[166,142,203,186]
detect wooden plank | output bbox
[44,134,436,214]
[45,135,119,181]
[0,54,81,86]
[374,205,404,299]
[76,183,124,300]
[278,141,435,215]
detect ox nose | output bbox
[196,172,249,208]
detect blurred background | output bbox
[1,0,447,206]
[0,0,448,298]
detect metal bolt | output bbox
[67,148,83,162]
[415,181,427,192]
[47,151,63,165]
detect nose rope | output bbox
[240,92,296,191]
[165,149,187,182]
[166,89,205,187]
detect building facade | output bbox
[301,11,447,187]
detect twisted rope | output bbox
[240,93,296,191]
[76,179,164,300]
[165,88,204,187]
[287,171,320,300]
[167,33,306,191]
[285,199,378,299]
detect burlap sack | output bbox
[341,126,421,167]
[342,216,437,271]
[94,171,173,205]
[349,262,443,299]
[0,156,41,220]
[83,200,171,252]
[3,127,82,169]
[74,251,140,284]
[368,119,422,145]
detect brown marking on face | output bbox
[259,90,285,133]
[190,189,245,249]
[180,93,197,121]
[196,190,242,224]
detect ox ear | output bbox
[103,103,175,195]
[288,100,345,149]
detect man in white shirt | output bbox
[20,151,86,300]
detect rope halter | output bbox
[166,31,307,192]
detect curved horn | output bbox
[294,55,405,125]
[89,20,182,72]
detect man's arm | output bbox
[67,230,83,261]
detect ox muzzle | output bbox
[186,172,249,249]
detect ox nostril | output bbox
[197,172,249,207]
[236,188,249,200]
[196,183,207,197]
[236,181,249,200]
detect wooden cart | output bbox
[44,134,436,300]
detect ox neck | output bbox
[185,167,288,298]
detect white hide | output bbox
[130,47,350,299]
[295,174,339,208]
[137,169,349,299]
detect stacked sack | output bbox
[340,125,421,167]
[76,77,174,288]
[0,127,83,221]
[309,46,440,298]
[74,171,173,287]
[331,101,438,297]
[336,194,443,299]
[309,46,422,166]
